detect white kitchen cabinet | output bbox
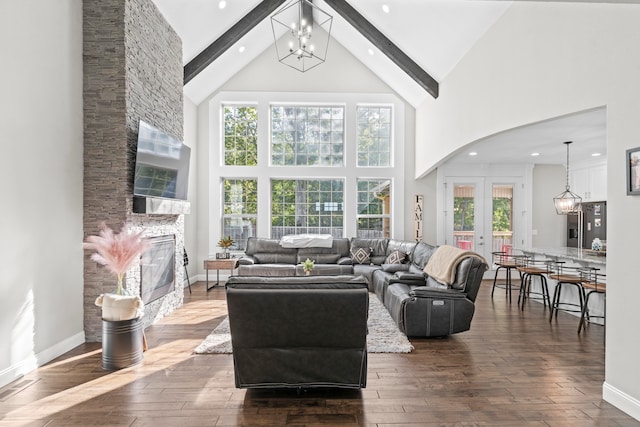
[589,164,607,201]
[570,162,607,202]
[570,168,589,201]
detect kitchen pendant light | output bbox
[553,141,582,215]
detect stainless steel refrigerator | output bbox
[567,201,606,249]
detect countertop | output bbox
[517,246,606,266]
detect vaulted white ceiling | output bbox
[152,0,617,166]
[152,0,511,107]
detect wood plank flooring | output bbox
[0,280,637,426]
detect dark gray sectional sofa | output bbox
[237,237,353,277]
[236,236,487,338]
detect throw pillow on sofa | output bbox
[350,247,372,264]
[385,250,407,264]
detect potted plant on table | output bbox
[217,235,234,259]
[302,258,315,276]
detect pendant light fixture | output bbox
[553,141,582,215]
[271,0,333,72]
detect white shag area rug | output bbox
[194,294,413,354]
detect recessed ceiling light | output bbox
[469,152,478,156]
[592,152,602,157]
[367,48,374,56]
[531,152,540,157]
[238,46,246,53]
[382,4,390,13]
[218,1,226,9]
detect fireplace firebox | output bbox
[140,235,176,304]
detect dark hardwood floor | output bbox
[0,280,637,426]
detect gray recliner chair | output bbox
[225,275,369,389]
[384,255,487,337]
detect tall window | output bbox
[356,179,391,238]
[271,105,344,166]
[357,106,392,167]
[223,105,258,166]
[214,93,403,246]
[222,178,257,250]
[271,178,344,238]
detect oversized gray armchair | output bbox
[225,275,369,389]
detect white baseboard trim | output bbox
[603,381,640,422]
[0,331,85,389]
[0,356,37,390]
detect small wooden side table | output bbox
[204,258,238,291]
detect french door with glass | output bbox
[444,177,523,271]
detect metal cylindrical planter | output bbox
[101,317,144,370]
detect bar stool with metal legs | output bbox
[548,262,587,322]
[516,257,551,310]
[578,270,606,334]
[491,251,525,303]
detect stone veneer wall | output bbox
[83,0,185,341]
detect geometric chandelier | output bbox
[553,141,583,215]
[271,0,333,72]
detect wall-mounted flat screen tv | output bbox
[134,120,190,201]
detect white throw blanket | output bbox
[280,234,334,248]
[423,245,487,286]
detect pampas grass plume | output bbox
[84,222,151,279]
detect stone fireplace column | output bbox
[82,0,185,341]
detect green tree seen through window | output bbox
[271,179,344,238]
[493,197,512,232]
[221,178,258,250]
[224,106,258,166]
[454,197,512,232]
[454,197,474,231]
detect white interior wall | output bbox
[402,107,432,242]
[532,165,567,248]
[415,2,640,419]
[0,0,85,387]
[183,98,198,283]
[414,171,439,244]
[217,33,392,94]
[195,99,211,282]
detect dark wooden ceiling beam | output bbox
[184,0,439,99]
[323,0,439,99]
[184,0,288,84]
